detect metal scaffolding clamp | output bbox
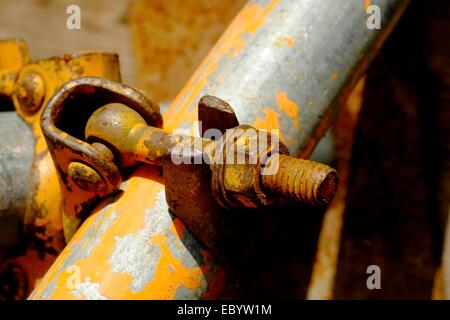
[41,77,338,254]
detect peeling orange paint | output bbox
[226,0,279,59]
[276,91,299,129]
[32,166,222,299]
[285,36,295,47]
[274,36,295,48]
[252,108,285,142]
[332,71,339,81]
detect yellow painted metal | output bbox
[15,52,121,253]
[0,39,30,101]
[3,50,121,298]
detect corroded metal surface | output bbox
[262,155,338,206]
[31,0,408,300]
[33,78,228,300]
[14,72,45,114]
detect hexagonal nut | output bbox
[222,162,266,208]
[218,125,274,209]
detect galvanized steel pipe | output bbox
[0,112,33,259]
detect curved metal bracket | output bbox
[41,77,162,240]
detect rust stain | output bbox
[276,91,299,129]
[364,0,372,10]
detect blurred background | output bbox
[0,0,246,105]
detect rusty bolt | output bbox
[85,102,339,208]
[262,154,338,205]
[68,162,106,192]
[13,72,45,114]
[212,125,338,208]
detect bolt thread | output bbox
[262,154,338,205]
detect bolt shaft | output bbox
[262,154,338,205]
[86,103,339,207]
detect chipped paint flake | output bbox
[276,91,299,129]
[253,108,285,142]
[175,285,203,300]
[274,36,295,48]
[108,191,170,292]
[108,232,161,293]
[73,277,108,300]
